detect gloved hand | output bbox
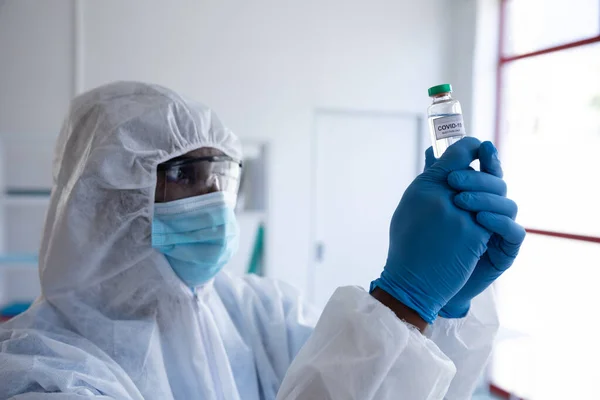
[371,137,491,324]
[433,141,526,318]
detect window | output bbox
[493,1,600,398]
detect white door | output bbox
[312,110,423,308]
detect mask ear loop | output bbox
[212,174,222,192]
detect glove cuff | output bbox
[438,301,470,319]
[370,276,439,324]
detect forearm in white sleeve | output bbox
[276,286,457,400]
[428,287,500,400]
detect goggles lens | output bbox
[156,155,242,202]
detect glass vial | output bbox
[427,84,466,158]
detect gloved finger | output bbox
[456,193,518,219]
[486,234,518,270]
[476,212,526,246]
[433,137,482,173]
[475,248,513,284]
[448,170,507,196]
[478,141,503,178]
[424,147,436,171]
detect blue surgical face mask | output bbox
[152,191,239,288]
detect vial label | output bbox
[432,114,466,140]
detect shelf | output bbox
[0,254,38,268]
[2,196,50,206]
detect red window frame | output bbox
[491,1,600,398]
[495,0,600,243]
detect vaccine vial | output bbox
[427,84,466,157]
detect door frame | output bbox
[308,108,425,303]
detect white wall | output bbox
[0,0,484,302]
[441,0,498,144]
[471,0,501,145]
[0,0,74,304]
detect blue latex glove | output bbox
[371,137,491,324]
[433,141,526,318]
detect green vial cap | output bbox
[428,84,452,97]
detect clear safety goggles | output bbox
[156,155,242,203]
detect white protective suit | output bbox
[0,81,499,400]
